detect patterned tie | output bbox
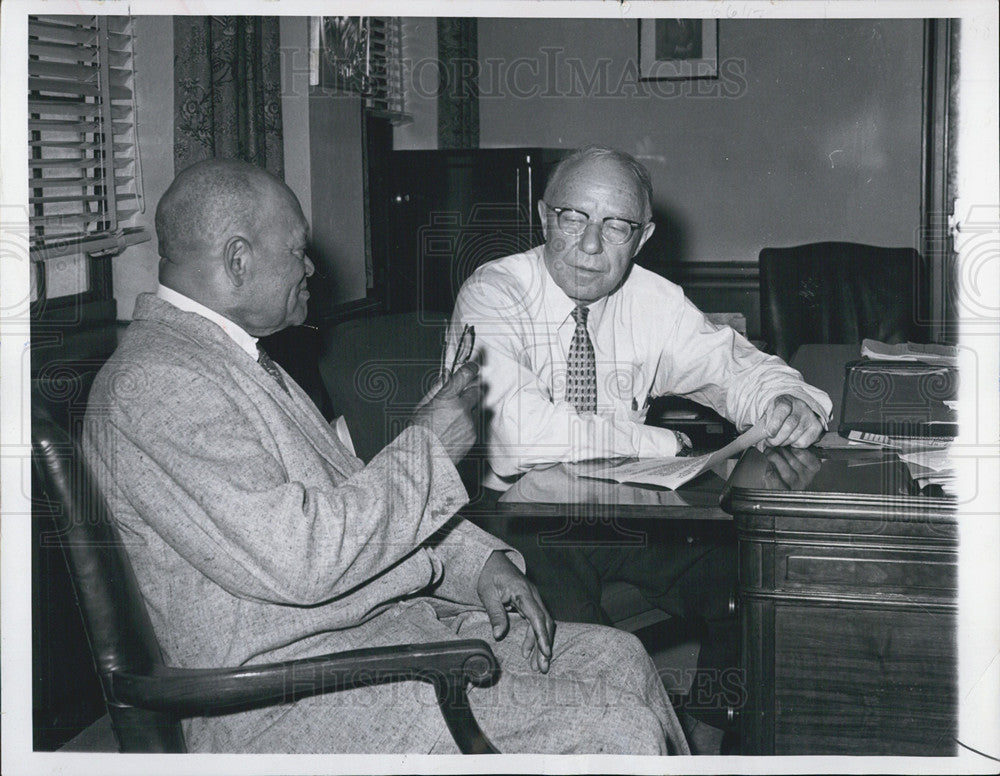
[257,345,290,394]
[565,305,597,414]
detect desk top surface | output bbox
[496,343,954,517]
[726,343,955,517]
[497,460,732,519]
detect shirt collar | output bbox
[535,246,611,330]
[156,284,259,359]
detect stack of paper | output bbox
[860,338,959,365]
[897,448,957,494]
[842,430,951,451]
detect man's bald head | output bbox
[543,146,654,221]
[155,159,283,271]
[154,159,313,336]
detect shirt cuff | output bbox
[332,415,356,456]
[633,424,683,458]
[756,386,833,430]
[493,547,526,575]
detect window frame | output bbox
[27,13,149,318]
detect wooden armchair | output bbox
[31,399,500,753]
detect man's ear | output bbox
[222,236,251,287]
[632,220,656,258]
[537,199,549,241]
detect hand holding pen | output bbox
[413,324,480,462]
[441,324,476,382]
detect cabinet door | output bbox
[771,604,957,755]
[382,149,557,314]
[308,95,371,316]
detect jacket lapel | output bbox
[135,294,362,477]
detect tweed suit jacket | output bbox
[83,293,518,748]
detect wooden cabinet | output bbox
[724,450,958,755]
[370,148,564,314]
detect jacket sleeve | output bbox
[84,360,470,607]
[425,517,526,606]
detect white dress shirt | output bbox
[448,246,832,490]
[155,284,355,454]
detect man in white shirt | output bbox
[450,146,831,487]
[447,146,832,752]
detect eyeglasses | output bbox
[542,202,646,245]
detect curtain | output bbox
[436,18,479,149]
[173,17,284,177]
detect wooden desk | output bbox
[722,344,958,755]
[497,461,731,521]
[493,464,734,577]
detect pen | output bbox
[438,341,449,384]
[448,324,476,376]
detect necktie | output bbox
[565,305,597,414]
[257,345,290,394]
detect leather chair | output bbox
[31,384,501,753]
[758,242,929,362]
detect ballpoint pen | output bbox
[449,324,476,376]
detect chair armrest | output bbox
[110,639,498,715]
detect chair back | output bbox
[758,242,928,362]
[32,378,186,752]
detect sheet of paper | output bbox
[580,422,770,490]
[898,448,954,473]
[860,338,959,365]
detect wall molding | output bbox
[657,260,759,286]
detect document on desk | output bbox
[581,423,770,490]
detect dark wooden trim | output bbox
[31,297,117,326]
[738,597,774,755]
[659,260,759,286]
[920,18,958,343]
[738,590,957,612]
[656,261,762,339]
[723,487,955,522]
[310,296,383,326]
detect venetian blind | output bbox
[28,15,148,261]
[313,16,407,123]
[365,17,405,119]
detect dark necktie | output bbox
[257,345,290,394]
[565,305,597,414]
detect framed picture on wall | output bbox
[639,19,718,79]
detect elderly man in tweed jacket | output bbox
[82,159,689,754]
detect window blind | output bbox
[28,15,148,262]
[365,17,405,119]
[313,16,407,123]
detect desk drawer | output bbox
[774,544,956,600]
[772,604,956,755]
